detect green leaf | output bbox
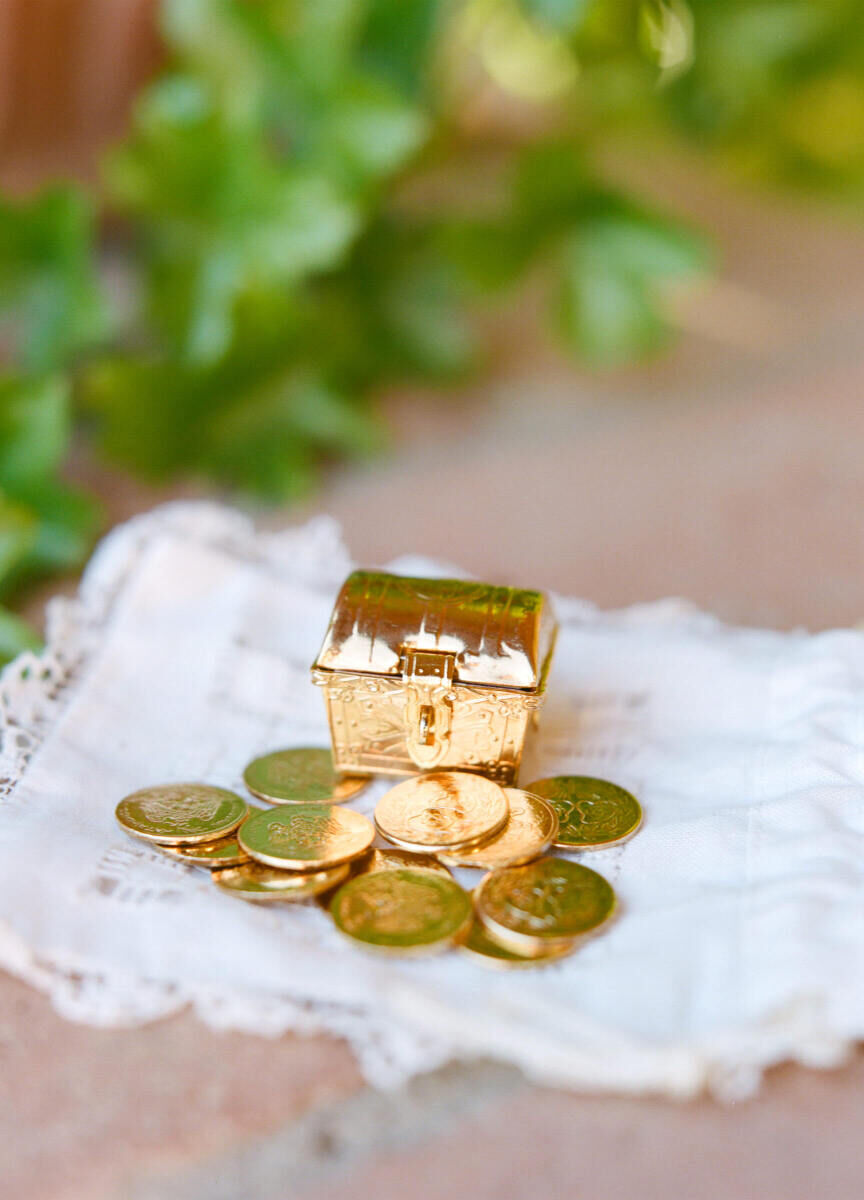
[0,374,69,490]
[519,0,592,32]
[376,256,476,377]
[329,217,478,380]
[109,82,358,257]
[161,0,383,123]
[20,482,101,575]
[360,0,442,97]
[706,2,830,76]
[82,311,386,499]
[0,187,107,371]
[160,0,270,125]
[203,372,385,498]
[275,376,385,456]
[107,84,361,363]
[555,207,709,365]
[81,358,202,476]
[578,203,711,280]
[444,141,592,294]
[323,78,429,181]
[0,494,39,587]
[557,237,667,363]
[442,219,535,292]
[0,371,97,604]
[0,478,99,587]
[514,141,590,228]
[0,606,40,665]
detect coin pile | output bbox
[115,748,643,970]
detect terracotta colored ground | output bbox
[4,155,864,1198]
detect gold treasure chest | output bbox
[311,571,557,783]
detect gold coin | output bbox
[374,771,509,853]
[238,803,374,870]
[116,784,248,845]
[157,835,251,869]
[526,776,643,849]
[475,856,616,954]
[315,848,452,912]
[360,848,453,879]
[330,868,473,956]
[243,747,370,805]
[439,788,558,870]
[213,860,350,902]
[458,916,576,970]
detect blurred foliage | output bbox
[1,0,863,659]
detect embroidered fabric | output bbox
[0,502,861,1098]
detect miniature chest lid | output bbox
[313,570,556,691]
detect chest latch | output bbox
[401,647,456,770]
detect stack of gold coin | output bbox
[480,775,639,966]
[439,787,559,870]
[373,771,511,853]
[115,755,640,968]
[214,861,352,903]
[218,803,375,903]
[115,774,376,905]
[217,747,376,902]
[365,769,642,966]
[115,783,253,868]
[473,856,616,959]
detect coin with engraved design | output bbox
[243,747,370,805]
[525,776,642,850]
[238,803,374,870]
[475,856,616,954]
[330,868,473,956]
[374,771,508,853]
[116,784,248,845]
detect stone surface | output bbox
[0,972,365,1200]
[127,1060,526,1200]
[293,1055,864,1200]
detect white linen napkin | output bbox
[0,501,861,1099]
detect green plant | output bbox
[2,0,863,662]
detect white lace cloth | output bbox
[1,502,862,1099]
